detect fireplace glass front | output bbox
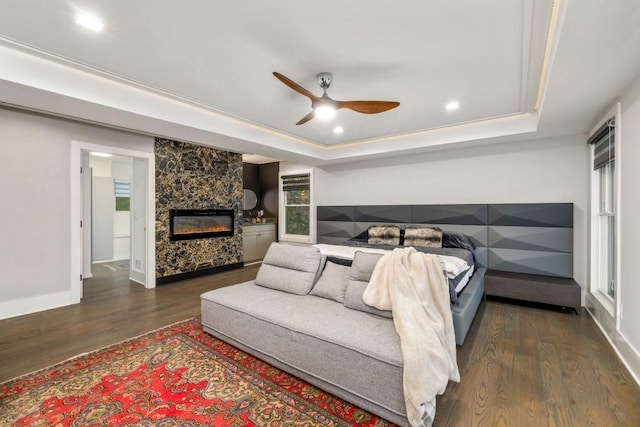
[169,209,234,241]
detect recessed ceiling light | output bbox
[90,152,112,158]
[445,101,460,111]
[333,126,344,134]
[76,13,104,32]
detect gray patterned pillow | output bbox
[404,226,443,248]
[367,225,401,245]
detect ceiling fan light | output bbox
[76,13,105,32]
[445,101,460,111]
[314,104,336,120]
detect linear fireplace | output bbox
[169,209,234,241]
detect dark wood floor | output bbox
[1,264,639,426]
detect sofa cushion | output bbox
[344,251,392,318]
[345,280,393,318]
[255,243,323,295]
[310,261,351,303]
[200,282,406,422]
[350,251,384,281]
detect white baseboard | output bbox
[586,304,640,387]
[129,270,145,285]
[0,290,78,320]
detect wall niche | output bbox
[242,161,279,220]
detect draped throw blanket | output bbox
[363,247,460,427]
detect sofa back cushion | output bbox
[310,261,351,303]
[255,243,323,295]
[343,251,393,318]
[350,251,384,281]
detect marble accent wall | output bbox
[155,138,243,279]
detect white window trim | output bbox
[588,102,622,325]
[278,168,315,244]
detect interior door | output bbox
[92,176,115,261]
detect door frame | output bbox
[70,141,156,302]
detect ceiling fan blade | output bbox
[273,72,318,100]
[336,100,400,114]
[296,111,315,125]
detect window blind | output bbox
[114,180,130,197]
[281,173,310,191]
[587,118,615,170]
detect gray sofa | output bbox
[201,243,485,426]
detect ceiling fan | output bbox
[273,71,400,125]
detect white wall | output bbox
[619,75,640,358]
[315,135,590,287]
[0,107,153,319]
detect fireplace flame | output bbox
[174,226,231,235]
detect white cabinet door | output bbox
[243,224,276,262]
[243,232,258,262]
[256,229,276,259]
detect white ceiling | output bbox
[0,0,639,164]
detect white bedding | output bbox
[455,265,475,294]
[313,243,469,279]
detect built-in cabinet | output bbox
[243,223,276,262]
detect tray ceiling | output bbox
[0,0,639,164]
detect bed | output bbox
[313,225,485,345]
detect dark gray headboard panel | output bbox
[317,204,490,268]
[317,203,574,278]
[486,203,573,277]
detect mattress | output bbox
[314,243,474,304]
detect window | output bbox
[114,179,130,211]
[281,173,311,238]
[589,118,616,300]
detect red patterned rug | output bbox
[0,318,394,426]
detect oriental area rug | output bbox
[0,318,392,426]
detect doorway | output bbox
[86,153,133,283]
[70,141,155,303]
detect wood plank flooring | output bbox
[1,264,639,426]
[0,262,260,383]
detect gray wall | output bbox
[0,107,153,317]
[315,135,589,289]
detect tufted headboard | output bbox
[316,203,574,278]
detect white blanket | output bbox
[313,243,468,278]
[362,247,460,427]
